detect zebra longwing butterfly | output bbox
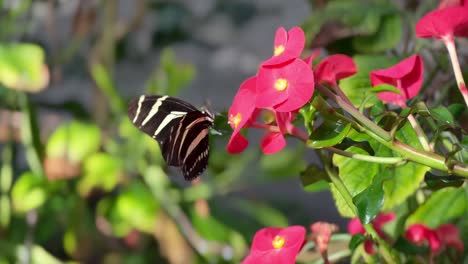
[128,95,214,180]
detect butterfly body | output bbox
[128,95,213,180]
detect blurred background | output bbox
[0,0,396,263]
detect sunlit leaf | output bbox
[11,172,47,213]
[0,43,49,92]
[46,121,101,163]
[406,187,466,228]
[77,153,122,196]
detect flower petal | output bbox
[347,218,365,235]
[370,55,423,104]
[416,6,468,39]
[261,132,286,154]
[227,132,249,154]
[314,54,357,85]
[263,27,305,66]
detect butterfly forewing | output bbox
[128,95,213,180]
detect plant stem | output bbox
[325,147,404,164]
[444,38,468,107]
[315,84,468,177]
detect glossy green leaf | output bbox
[300,164,330,192]
[46,121,101,163]
[369,84,401,95]
[11,172,47,213]
[349,234,366,250]
[309,120,351,148]
[406,187,466,228]
[447,103,465,120]
[0,43,49,92]
[430,106,455,126]
[353,179,384,224]
[352,14,402,53]
[77,153,121,196]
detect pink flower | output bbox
[438,0,467,9]
[416,6,468,42]
[227,76,257,154]
[310,222,339,258]
[260,111,296,154]
[314,54,357,86]
[256,58,315,112]
[370,55,424,106]
[243,226,306,264]
[405,223,464,255]
[263,27,305,67]
[348,212,395,255]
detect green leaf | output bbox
[352,14,402,53]
[309,120,351,148]
[16,245,63,264]
[77,153,121,196]
[430,106,455,126]
[340,55,399,107]
[11,172,47,213]
[299,103,317,134]
[0,43,49,92]
[447,103,465,120]
[332,146,379,196]
[0,195,10,227]
[111,182,160,235]
[46,121,101,163]
[260,147,306,178]
[349,234,366,250]
[371,123,429,209]
[300,164,330,192]
[406,187,466,228]
[370,84,401,95]
[353,179,384,224]
[330,184,355,218]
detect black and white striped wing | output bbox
[127,95,212,180]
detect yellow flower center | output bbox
[272,235,286,249]
[274,45,285,56]
[274,78,288,91]
[229,113,242,129]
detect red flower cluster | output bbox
[405,223,464,256]
[227,27,314,155]
[348,212,395,255]
[242,226,306,264]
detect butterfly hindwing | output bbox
[128,95,213,180]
